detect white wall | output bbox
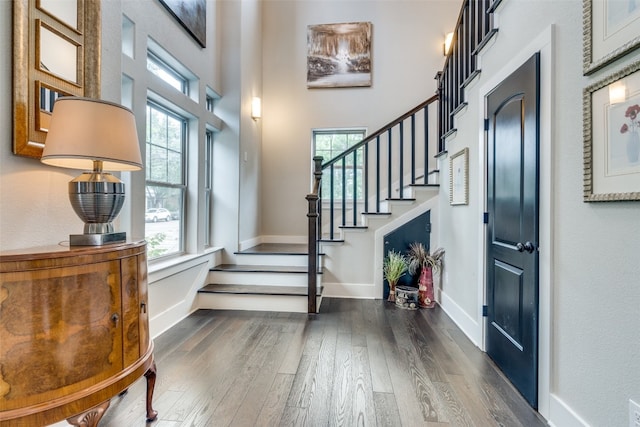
[0,2,84,249]
[260,0,461,239]
[437,1,640,426]
[0,0,259,342]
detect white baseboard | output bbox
[548,394,589,427]
[150,299,199,339]
[322,282,377,299]
[239,236,262,251]
[439,290,482,348]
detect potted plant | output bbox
[383,250,408,302]
[407,243,444,308]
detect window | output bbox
[204,129,214,247]
[145,102,187,259]
[313,129,366,200]
[147,51,188,94]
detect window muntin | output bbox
[145,102,187,260]
[204,129,214,247]
[313,129,366,201]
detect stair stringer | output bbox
[320,187,440,299]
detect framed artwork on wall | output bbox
[450,147,469,205]
[158,0,206,48]
[583,0,640,74]
[307,22,372,88]
[584,59,640,201]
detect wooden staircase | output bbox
[197,243,324,313]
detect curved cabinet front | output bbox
[0,241,155,426]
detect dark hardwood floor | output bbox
[98,298,547,427]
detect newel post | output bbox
[306,156,323,317]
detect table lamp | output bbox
[41,97,142,246]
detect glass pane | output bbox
[149,145,168,182]
[150,108,167,147]
[145,185,184,259]
[167,116,182,151]
[147,57,184,92]
[39,25,78,83]
[40,0,78,29]
[122,15,134,58]
[167,151,182,184]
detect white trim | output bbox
[149,257,212,338]
[148,250,218,282]
[548,394,590,427]
[477,25,554,420]
[439,291,482,347]
[322,282,377,299]
[197,292,316,313]
[239,236,262,251]
[259,234,307,245]
[373,196,440,301]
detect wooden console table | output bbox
[0,240,156,426]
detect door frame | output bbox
[476,27,553,419]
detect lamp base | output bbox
[70,232,127,246]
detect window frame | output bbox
[145,101,188,260]
[313,128,367,202]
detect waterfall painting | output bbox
[158,0,206,48]
[307,22,372,88]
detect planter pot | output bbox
[418,267,436,308]
[388,281,396,302]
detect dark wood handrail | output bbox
[322,95,439,170]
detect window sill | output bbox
[148,247,222,283]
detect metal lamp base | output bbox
[67,164,128,247]
[69,232,127,246]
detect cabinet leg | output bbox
[144,362,158,421]
[67,400,110,427]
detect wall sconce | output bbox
[41,97,142,246]
[444,32,454,56]
[251,97,262,120]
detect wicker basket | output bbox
[395,286,419,310]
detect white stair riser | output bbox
[234,254,323,268]
[208,271,322,287]
[198,292,322,313]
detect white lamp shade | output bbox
[41,97,143,171]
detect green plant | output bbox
[383,250,408,284]
[407,242,444,274]
[147,232,167,258]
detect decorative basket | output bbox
[395,285,419,310]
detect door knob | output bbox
[516,241,535,253]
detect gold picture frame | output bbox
[583,59,640,201]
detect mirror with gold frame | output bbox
[13,0,101,158]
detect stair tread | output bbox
[199,283,322,296]
[362,212,392,216]
[385,198,416,201]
